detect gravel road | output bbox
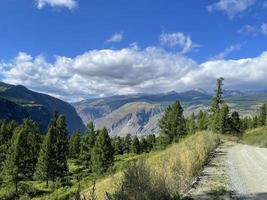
[227,144,267,200]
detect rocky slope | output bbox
[73,90,267,137]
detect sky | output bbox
[0,0,267,102]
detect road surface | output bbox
[186,141,267,200]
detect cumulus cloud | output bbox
[106,32,124,43]
[35,0,77,9]
[159,32,199,54]
[207,0,256,19]
[1,47,267,102]
[261,23,267,35]
[210,44,241,60]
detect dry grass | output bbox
[82,131,220,200]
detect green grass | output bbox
[243,126,267,147]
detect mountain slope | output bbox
[0,82,85,133]
[73,90,267,136]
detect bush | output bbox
[108,160,173,200]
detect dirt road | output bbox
[228,144,267,200]
[186,141,267,200]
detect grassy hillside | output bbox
[243,127,267,147]
[82,131,220,199]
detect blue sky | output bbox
[0,0,267,101]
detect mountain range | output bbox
[72,89,267,136]
[1,81,266,137]
[0,82,85,133]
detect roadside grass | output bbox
[243,126,267,147]
[83,131,220,200]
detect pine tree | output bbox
[91,127,114,174]
[230,111,242,135]
[123,134,132,154]
[218,104,230,134]
[131,136,140,154]
[0,120,17,168]
[259,103,267,126]
[80,122,96,169]
[210,77,225,132]
[186,113,197,135]
[146,134,156,152]
[54,115,69,179]
[113,136,124,155]
[197,110,208,130]
[140,137,148,153]
[69,130,81,159]
[159,100,186,143]
[35,113,69,186]
[3,119,40,191]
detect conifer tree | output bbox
[259,103,267,126]
[91,127,114,174]
[159,100,186,143]
[113,136,124,155]
[131,136,140,154]
[69,130,81,159]
[146,134,156,151]
[35,113,69,185]
[123,134,132,154]
[230,111,242,135]
[218,104,230,134]
[197,110,208,130]
[210,77,225,132]
[54,115,69,179]
[3,119,40,191]
[140,137,148,153]
[80,122,96,169]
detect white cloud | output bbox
[207,0,256,19]
[1,48,267,102]
[35,0,77,9]
[210,44,241,60]
[106,32,124,43]
[239,23,267,36]
[159,32,199,54]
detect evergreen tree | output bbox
[252,116,259,128]
[91,128,114,174]
[80,122,96,169]
[197,110,208,130]
[3,119,40,191]
[218,104,230,134]
[131,136,140,154]
[0,120,17,168]
[35,113,69,185]
[69,130,81,159]
[186,113,197,135]
[113,136,124,155]
[123,134,132,154]
[54,115,69,179]
[146,134,156,152]
[34,125,54,187]
[140,137,148,153]
[159,100,186,143]
[230,111,242,135]
[210,77,225,132]
[259,103,267,126]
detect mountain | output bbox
[72,90,211,136]
[73,89,267,137]
[0,82,85,133]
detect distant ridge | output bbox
[0,81,85,133]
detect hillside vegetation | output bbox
[243,126,267,147]
[82,131,220,199]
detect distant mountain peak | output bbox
[166,90,178,95]
[193,88,208,95]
